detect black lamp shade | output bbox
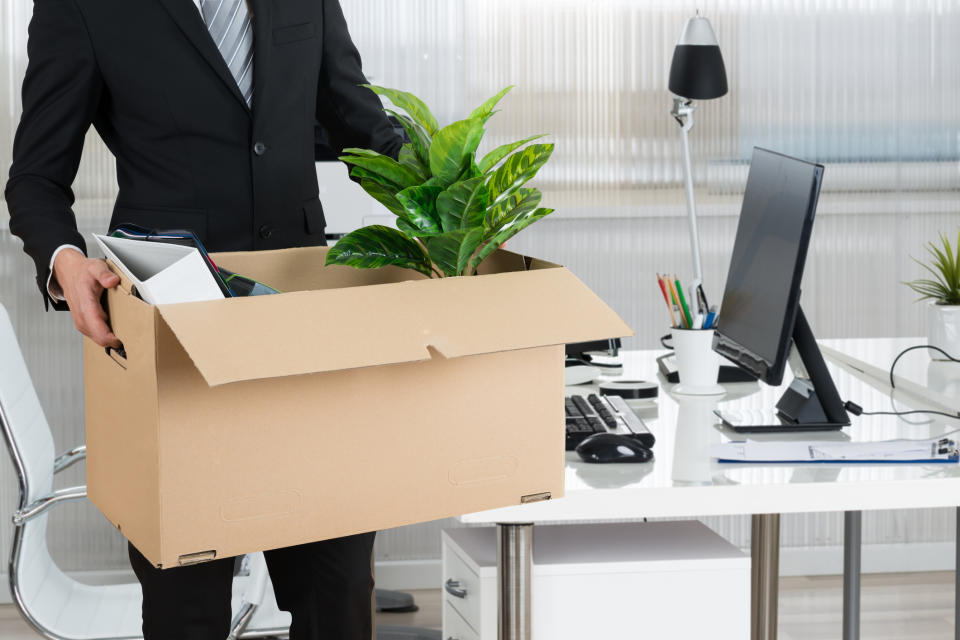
[668,17,728,100]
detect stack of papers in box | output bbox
[93,234,224,305]
[712,437,959,463]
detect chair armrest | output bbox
[13,486,87,525]
[54,445,86,474]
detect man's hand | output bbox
[53,248,122,348]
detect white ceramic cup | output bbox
[672,328,725,396]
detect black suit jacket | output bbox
[5,0,401,310]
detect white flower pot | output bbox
[928,302,960,360]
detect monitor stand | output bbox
[716,307,851,433]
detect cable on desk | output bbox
[839,344,960,421]
[888,345,960,390]
[843,401,960,421]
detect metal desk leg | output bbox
[497,523,533,640]
[752,513,780,640]
[843,511,862,640]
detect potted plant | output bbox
[325,85,555,277]
[905,230,960,359]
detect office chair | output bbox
[0,302,290,639]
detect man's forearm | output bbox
[6,0,103,310]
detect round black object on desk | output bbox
[599,380,659,400]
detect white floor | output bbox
[0,573,956,639]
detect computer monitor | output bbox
[713,148,850,432]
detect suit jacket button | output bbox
[259,225,273,239]
[253,141,267,156]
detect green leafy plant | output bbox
[905,229,960,305]
[325,85,555,277]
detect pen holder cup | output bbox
[671,328,725,396]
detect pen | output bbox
[696,284,709,316]
[657,274,678,328]
[674,276,693,329]
[704,305,718,329]
[693,313,704,330]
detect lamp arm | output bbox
[672,97,704,289]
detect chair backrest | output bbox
[0,303,55,506]
[0,303,85,636]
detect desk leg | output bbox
[955,507,959,640]
[497,523,533,640]
[843,511,862,640]
[752,513,780,640]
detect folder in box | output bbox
[93,234,224,305]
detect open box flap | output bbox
[156,267,632,387]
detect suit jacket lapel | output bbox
[155,0,251,115]
[249,0,272,117]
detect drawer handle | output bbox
[445,578,468,599]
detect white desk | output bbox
[460,339,960,640]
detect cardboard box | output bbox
[85,246,631,568]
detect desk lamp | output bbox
[668,13,728,308]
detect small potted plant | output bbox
[325,85,554,277]
[905,230,960,358]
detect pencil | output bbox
[657,273,677,328]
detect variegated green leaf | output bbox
[396,185,444,236]
[469,86,514,124]
[363,84,439,135]
[456,154,483,181]
[486,188,541,229]
[399,145,428,181]
[340,151,421,190]
[326,225,433,277]
[457,228,485,275]
[396,217,422,239]
[478,135,546,174]
[424,230,469,277]
[386,109,431,168]
[359,179,405,218]
[429,118,485,187]
[487,144,555,205]
[470,208,554,272]
[349,166,403,192]
[436,177,489,232]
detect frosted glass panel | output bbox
[0,0,958,574]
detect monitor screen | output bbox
[714,148,824,385]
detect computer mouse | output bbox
[575,433,653,464]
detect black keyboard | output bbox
[565,393,655,451]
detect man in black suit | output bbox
[6,0,402,637]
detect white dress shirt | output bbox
[48,0,207,302]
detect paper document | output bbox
[712,437,959,463]
[93,234,224,305]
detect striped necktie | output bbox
[200,0,254,106]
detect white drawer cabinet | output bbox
[442,521,749,640]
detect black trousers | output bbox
[129,532,376,640]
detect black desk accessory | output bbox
[566,339,623,385]
[576,433,653,464]
[656,353,755,384]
